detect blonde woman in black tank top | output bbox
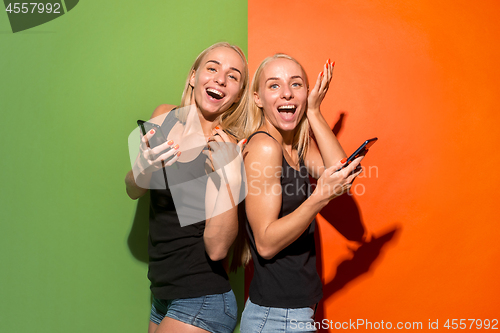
[239,54,364,332]
[125,43,249,333]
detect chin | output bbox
[199,105,226,119]
[276,122,299,132]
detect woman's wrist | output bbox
[132,161,154,188]
[307,107,322,117]
[305,192,328,214]
[133,160,148,176]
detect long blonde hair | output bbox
[230,54,312,271]
[176,42,249,140]
[242,53,310,160]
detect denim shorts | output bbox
[150,290,237,333]
[240,298,318,333]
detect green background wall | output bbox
[0,1,247,332]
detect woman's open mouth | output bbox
[277,104,297,121]
[206,88,225,101]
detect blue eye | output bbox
[270,84,279,89]
[208,67,216,72]
[229,74,238,81]
[292,82,302,87]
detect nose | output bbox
[281,85,293,100]
[214,72,226,86]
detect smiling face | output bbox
[254,58,308,133]
[189,46,245,120]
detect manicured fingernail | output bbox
[341,158,347,164]
[176,151,181,156]
[215,126,220,130]
[242,139,247,144]
[167,140,174,145]
[332,61,335,67]
[328,58,331,64]
[173,144,179,150]
[149,129,155,135]
[320,71,323,77]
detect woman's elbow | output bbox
[125,174,147,199]
[207,247,229,262]
[125,185,145,200]
[126,191,140,200]
[256,243,276,260]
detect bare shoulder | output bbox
[244,132,282,167]
[149,104,177,125]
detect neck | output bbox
[197,109,220,137]
[263,118,296,154]
[184,103,221,137]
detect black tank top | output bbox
[147,111,230,300]
[245,131,323,308]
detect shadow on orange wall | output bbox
[315,218,401,331]
[313,119,401,330]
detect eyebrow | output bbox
[206,60,242,76]
[266,75,304,82]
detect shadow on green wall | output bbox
[127,193,150,264]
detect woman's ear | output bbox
[189,70,196,88]
[253,91,263,108]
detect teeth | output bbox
[207,88,224,98]
[278,105,296,111]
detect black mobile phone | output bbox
[137,120,168,149]
[338,137,378,171]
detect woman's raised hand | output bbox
[137,128,181,174]
[307,59,334,113]
[311,155,364,205]
[204,127,246,185]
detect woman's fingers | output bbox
[162,150,181,167]
[331,157,348,173]
[140,130,153,151]
[140,128,175,161]
[324,59,334,86]
[154,146,180,165]
[327,156,364,188]
[341,156,364,177]
[327,59,334,78]
[312,70,323,95]
[149,139,175,157]
[346,167,363,184]
[207,140,221,153]
[206,131,244,176]
[345,157,364,183]
[320,62,329,92]
[212,127,231,142]
[141,128,158,148]
[309,59,334,108]
[237,138,247,151]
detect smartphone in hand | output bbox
[137,120,168,149]
[337,137,378,171]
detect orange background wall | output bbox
[248,0,500,329]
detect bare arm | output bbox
[125,168,148,200]
[306,60,346,178]
[202,128,246,261]
[203,174,240,261]
[244,133,363,260]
